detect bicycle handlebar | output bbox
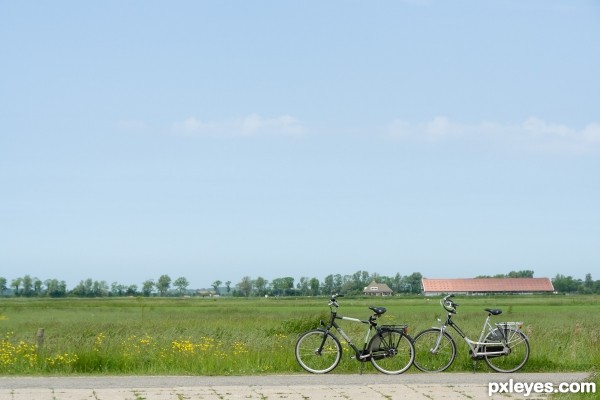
[441,294,459,313]
[329,294,344,308]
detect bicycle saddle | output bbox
[369,306,387,315]
[485,308,502,315]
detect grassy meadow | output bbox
[0,295,598,375]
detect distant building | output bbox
[421,277,554,296]
[364,281,394,296]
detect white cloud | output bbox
[388,116,600,154]
[172,113,304,137]
[422,116,453,139]
[582,122,600,143]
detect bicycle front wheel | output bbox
[484,329,530,373]
[369,330,415,374]
[295,329,342,374]
[412,328,457,372]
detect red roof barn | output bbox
[421,278,554,296]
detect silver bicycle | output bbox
[413,294,530,373]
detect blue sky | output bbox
[1,1,599,289]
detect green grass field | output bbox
[0,295,598,376]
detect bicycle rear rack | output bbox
[380,324,408,333]
[495,322,523,330]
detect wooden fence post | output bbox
[36,328,45,349]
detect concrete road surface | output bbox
[0,373,592,400]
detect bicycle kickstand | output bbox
[472,360,478,373]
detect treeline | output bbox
[1,270,599,298]
[0,275,190,298]
[230,271,424,297]
[552,273,600,294]
[0,271,422,298]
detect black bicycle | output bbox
[295,294,415,374]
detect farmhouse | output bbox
[421,277,554,296]
[363,281,393,296]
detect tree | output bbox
[584,273,593,289]
[126,285,138,296]
[253,277,268,296]
[83,278,94,296]
[142,280,155,297]
[271,277,294,296]
[44,279,67,297]
[225,281,232,294]
[508,270,535,278]
[212,280,222,295]
[385,273,403,293]
[352,270,371,293]
[71,279,92,297]
[297,277,309,296]
[322,274,334,295]
[333,274,343,294]
[401,272,423,294]
[237,276,253,297]
[0,277,6,295]
[111,282,126,296]
[173,277,189,295]
[340,275,355,294]
[11,277,22,296]
[22,275,33,297]
[309,278,320,296]
[552,274,580,293]
[92,280,109,297]
[156,275,171,296]
[33,278,43,296]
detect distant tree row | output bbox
[475,270,535,278]
[229,271,425,297]
[1,270,599,298]
[552,273,600,294]
[0,274,189,298]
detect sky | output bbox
[1,1,599,290]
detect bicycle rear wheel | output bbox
[295,329,342,374]
[369,330,415,374]
[484,328,530,373]
[412,328,456,372]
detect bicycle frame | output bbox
[432,312,512,358]
[319,305,378,361]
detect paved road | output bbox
[0,373,591,400]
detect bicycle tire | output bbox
[369,330,415,374]
[484,328,530,373]
[295,329,342,374]
[412,328,457,372]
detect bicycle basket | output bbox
[487,322,523,352]
[485,328,506,354]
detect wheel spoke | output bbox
[369,330,415,374]
[295,330,341,374]
[484,329,529,373]
[413,329,456,372]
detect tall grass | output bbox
[0,295,598,375]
